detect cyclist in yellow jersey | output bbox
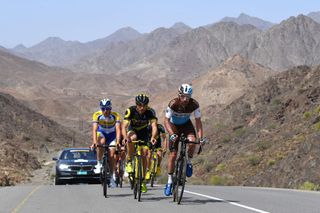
[91,98,121,188]
[122,94,158,193]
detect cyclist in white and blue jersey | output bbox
[163,84,204,196]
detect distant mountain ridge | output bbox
[220,13,274,30]
[10,27,143,66]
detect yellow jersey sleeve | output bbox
[111,111,121,123]
[92,111,101,123]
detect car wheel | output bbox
[55,176,64,185]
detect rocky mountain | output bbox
[10,27,142,66]
[308,11,320,23]
[68,15,320,85]
[249,15,320,70]
[220,13,274,30]
[196,65,320,188]
[192,55,275,111]
[0,92,88,186]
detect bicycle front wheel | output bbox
[137,155,142,202]
[103,159,110,198]
[175,157,186,204]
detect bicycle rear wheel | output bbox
[119,160,124,188]
[150,156,157,187]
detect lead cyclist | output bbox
[163,84,205,196]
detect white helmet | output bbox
[178,84,193,96]
[99,98,112,109]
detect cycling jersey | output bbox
[165,98,201,125]
[124,106,157,131]
[92,110,121,144]
[92,110,121,133]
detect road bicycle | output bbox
[115,146,126,188]
[149,145,162,187]
[172,134,203,204]
[131,140,146,202]
[96,144,116,198]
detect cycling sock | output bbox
[187,158,192,164]
[168,174,173,184]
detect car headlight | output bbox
[58,164,70,171]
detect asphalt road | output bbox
[1,184,320,213]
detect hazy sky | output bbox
[1,0,319,48]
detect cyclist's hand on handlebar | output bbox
[89,143,96,151]
[199,137,208,145]
[169,134,178,143]
[122,137,130,145]
[150,138,157,145]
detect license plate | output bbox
[77,171,87,175]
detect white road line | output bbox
[184,190,271,213]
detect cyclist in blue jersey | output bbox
[163,84,205,196]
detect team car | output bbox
[53,148,100,185]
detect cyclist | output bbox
[163,84,204,196]
[145,123,168,180]
[122,93,158,193]
[91,98,121,188]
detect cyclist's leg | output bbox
[126,130,136,173]
[97,131,106,161]
[126,130,136,161]
[107,137,117,181]
[183,120,197,177]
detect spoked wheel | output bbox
[103,161,110,198]
[173,157,186,204]
[115,161,123,188]
[133,157,138,199]
[150,158,157,187]
[137,156,142,202]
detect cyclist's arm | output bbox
[122,120,130,139]
[116,122,121,145]
[150,119,158,141]
[161,132,168,151]
[195,117,203,140]
[92,122,98,145]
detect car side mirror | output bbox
[52,157,58,161]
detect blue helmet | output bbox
[99,98,112,109]
[178,84,193,96]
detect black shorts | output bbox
[168,120,196,152]
[128,126,150,145]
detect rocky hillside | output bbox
[195,65,320,188]
[0,92,89,186]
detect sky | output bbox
[1,0,320,48]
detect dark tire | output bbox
[54,176,64,185]
[103,159,110,198]
[150,158,156,187]
[176,157,186,204]
[133,157,138,199]
[137,155,142,202]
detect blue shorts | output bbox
[97,131,116,145]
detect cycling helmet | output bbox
[135,93,149,105]
[178,84,193,96]
[99,98,112,109]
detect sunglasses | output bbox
[101,107,112,111]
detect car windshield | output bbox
[61,150,96,160]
